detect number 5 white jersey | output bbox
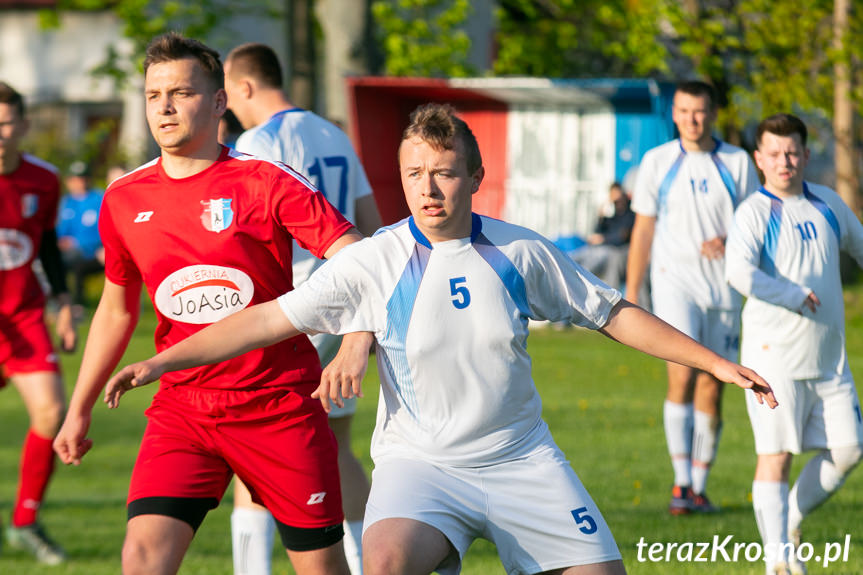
[277,214,622,467]
[236,108,374,285]
[725,182,863,380]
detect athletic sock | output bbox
[753,480,790,568]
[343,519,363,575]
[664,400,694,487]
[232,507,275,575]
[12,429,56,527]
[691,411,722,494]
[787,450,847,534]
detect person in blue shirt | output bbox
[57,161,104,306]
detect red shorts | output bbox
[0,307,59,379]
[128,384,343,528]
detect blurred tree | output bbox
[491,0,862,209]
[371,0,474,77]
[493,0,669,78]
[289,0,316,109]
[40,0,282,87]
[833,0,857,212]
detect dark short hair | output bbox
[144,32,224,91]
[226,43,283,89]
[401,103,482,174]
[0,81,25,117]
[675,80,718,110]
[756,113,808,148]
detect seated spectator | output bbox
[570,182,635,288]
[57,161,104,306]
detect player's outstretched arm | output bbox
[104,299,300,408]
[55,279,141,465]
[599,300,778,408]
[314,332,375,412]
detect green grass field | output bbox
[2,288,863,574]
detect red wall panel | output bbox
[347,78,508,226]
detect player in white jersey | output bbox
[224,42,381,575]
[725,114,863,575]
[103,103,777,575]
[626,80,760,514]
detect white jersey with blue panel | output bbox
[235,108,373,285]
[277,214,622,467]
[725,182,863,380]
[632,138,759,309]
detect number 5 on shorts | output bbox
[570,506,597,534]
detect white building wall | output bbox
[0,8,289,164]
[504,104,615,242]
[0,10,150,159]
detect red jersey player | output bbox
[0,81,76,564]
[53,34,361,575]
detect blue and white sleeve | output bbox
[277,241,380,335]
[725,205,810,311]
[524,238,622,328]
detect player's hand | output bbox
[54,412,94,466]
[712,359,778,408]
[801,291,820,314]
[313,332,373,412]
[104,360,164,409]
[700,236,726,260]
[54,301,78,353]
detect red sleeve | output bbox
[42,171,60,232]
[270,169,353,258]
[99,194,142,286]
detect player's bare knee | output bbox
[362,528,411,575]
[31,401,65,436]
[755,453,792,482]
[363,545,411,575]
[830,444,863,475]
[121,537,160,575]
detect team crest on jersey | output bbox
[154,265,254,324]
[0,229,34,270]
[21,194,38,218]
[200,198,234,233]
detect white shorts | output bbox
[746,371,863,454]
[365,445,621,575]
[308,332,357,418]
[651,286,740,362]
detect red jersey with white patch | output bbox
[100,146,353,391]
[0,154,60,316]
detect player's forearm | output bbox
[153,300,299,374]
[600,300,723,374]
[624,223,652,301]
[69,299,139,414]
